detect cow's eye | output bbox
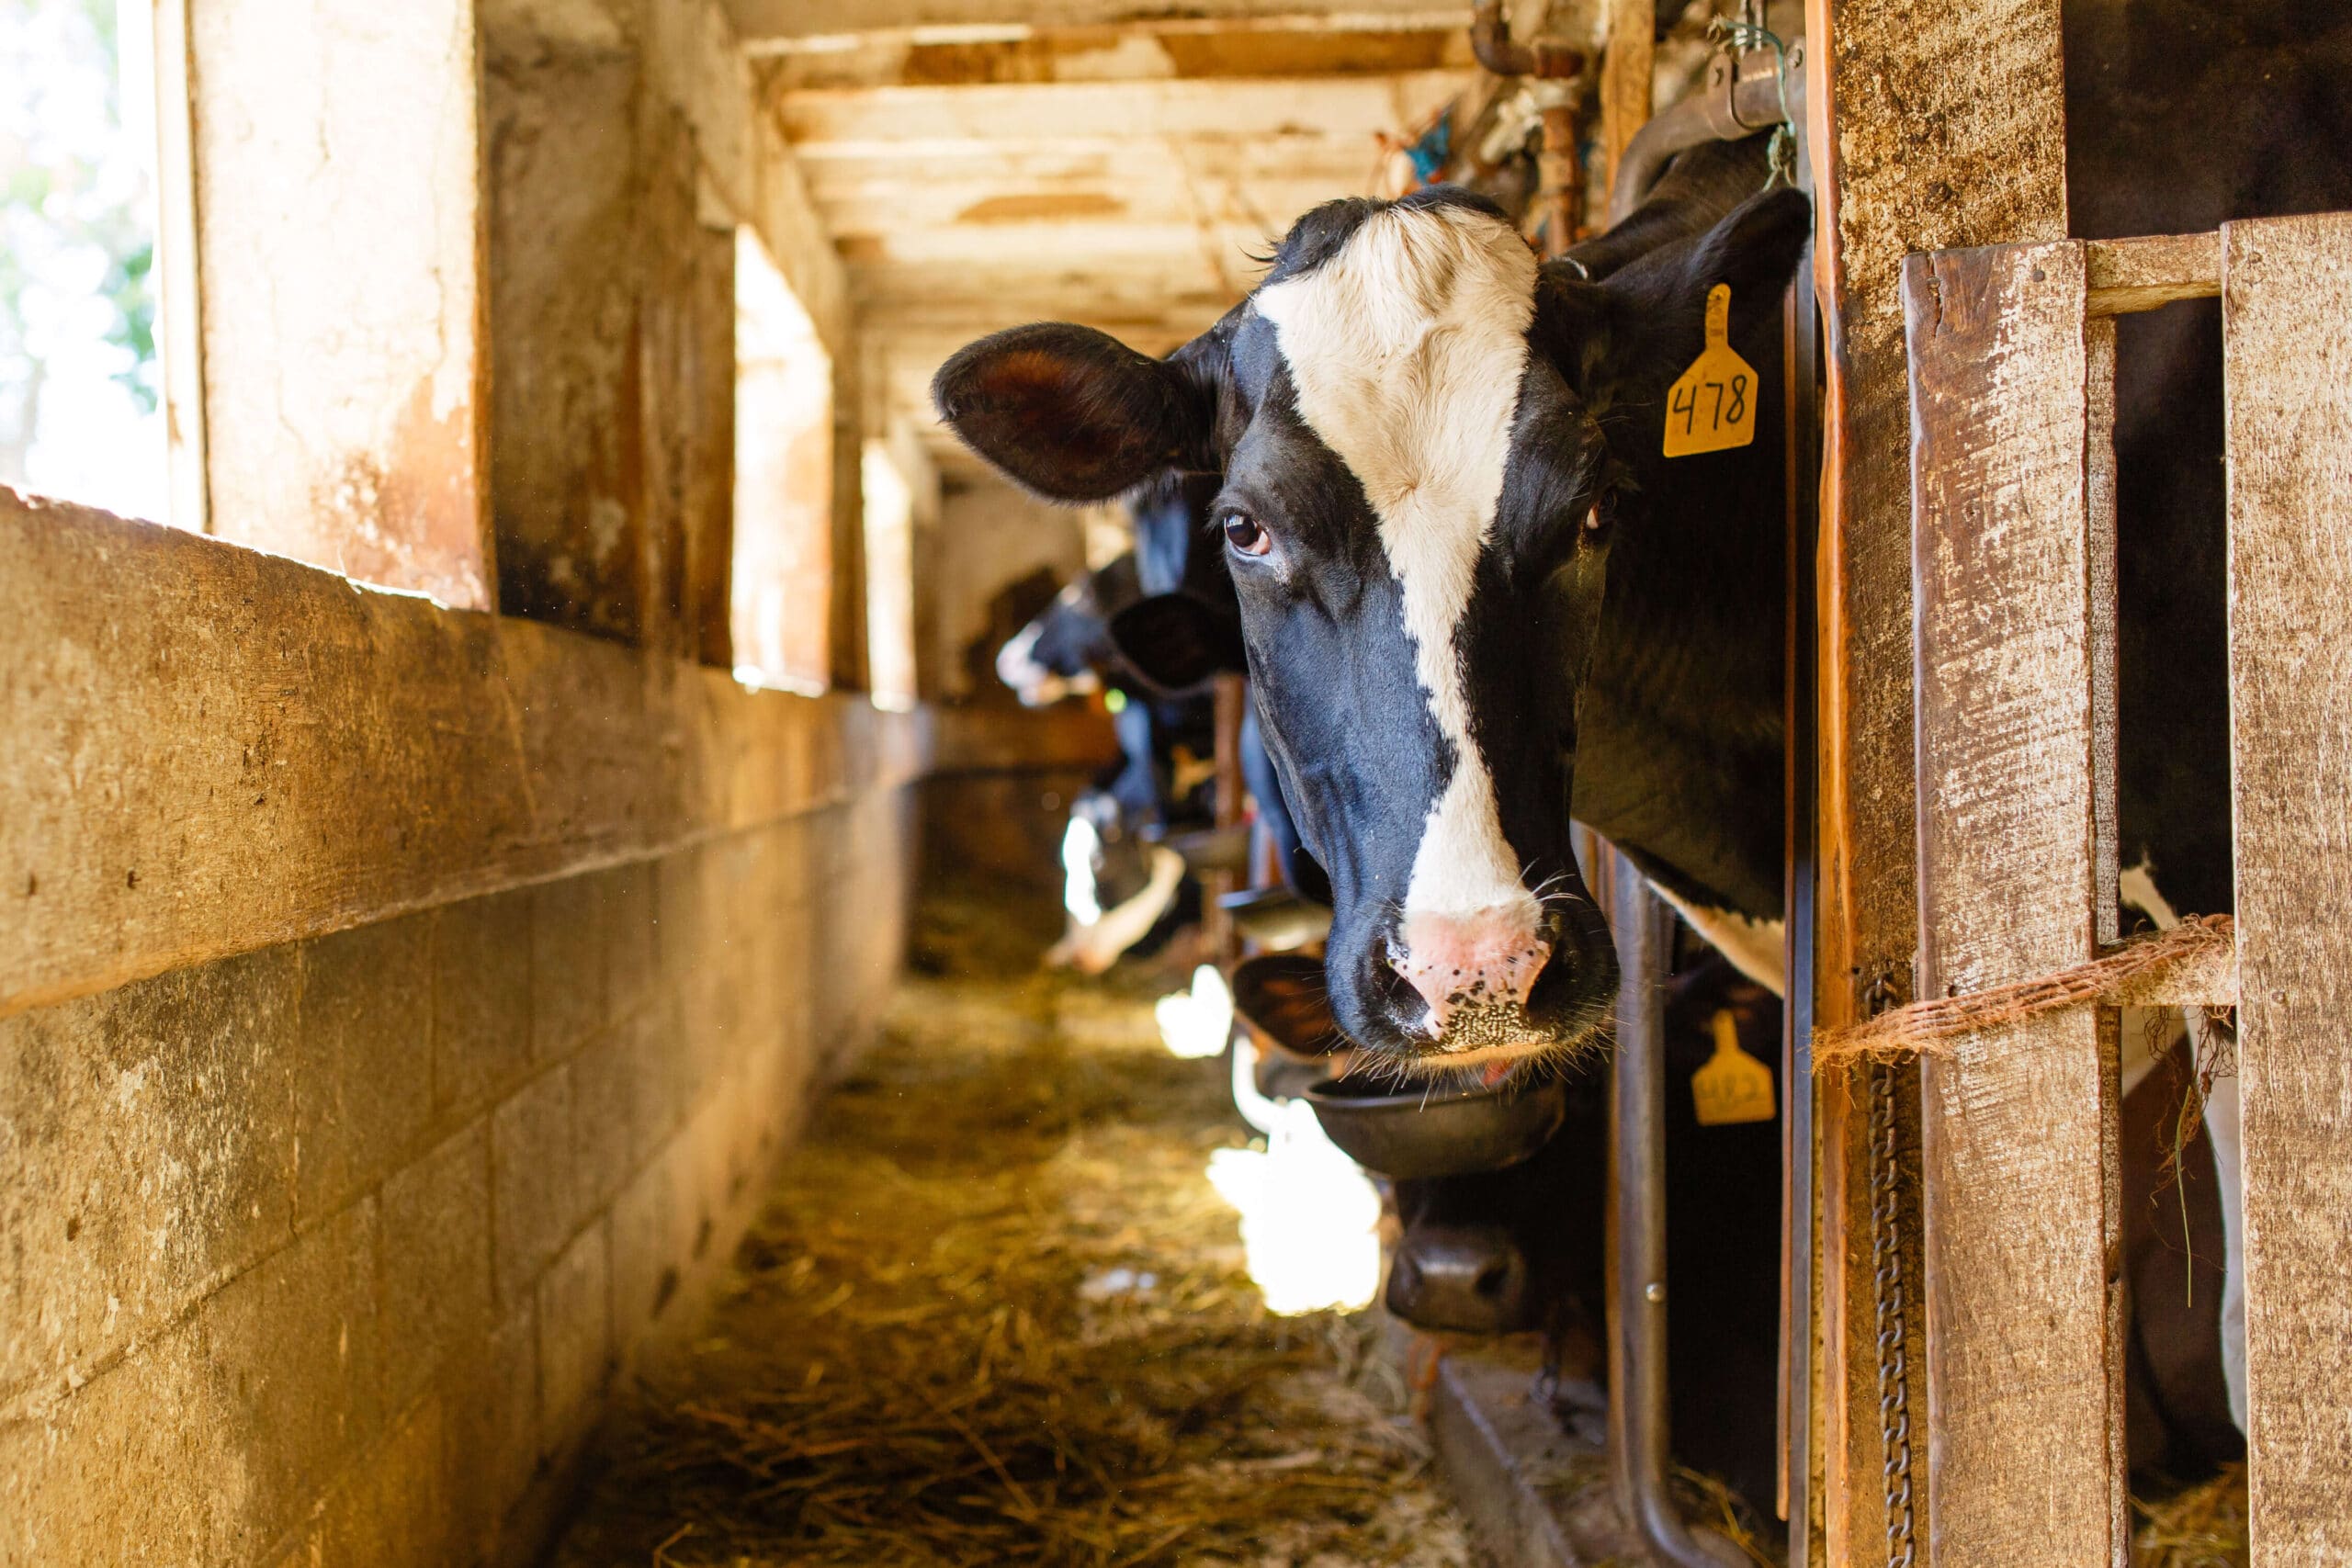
[1581,490,1617,539]
[1222,511,1272,558]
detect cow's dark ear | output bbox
[1663,185,1811,313]
[1231,954,1349,1059]
[1553,186,1811,407]
[1107,593,1246,694]
[933,323,1216,502]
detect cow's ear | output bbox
[933,323,1219,502]
[1107,593,1246,693]
[1231,954,1349,1059]
[1553,186,1811,406]
[1659,185,1811,315]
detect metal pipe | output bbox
[1470,0,1587,79]
[1604,842,1750,1568]
[1777,96,1821,1556]
[1607,46,1801,226]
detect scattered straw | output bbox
[2134,1464,2247,1568]
[551,886,1475,1568]
[1811,915,2233,1070]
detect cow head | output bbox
[940,179,1809,1068]
[993,553,1143,705]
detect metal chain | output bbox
[1869,1054,1917,1568]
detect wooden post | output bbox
[1598,0,1651,197]
[183,0,492,606]
[151,0,208,536]
[1802,1,2071,1561]
[1538,102,1583,257]
[1905,238,2126,1568]
[2220,209,2352,1568]
[1206,671,1248,963]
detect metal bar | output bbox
[1603,842,1749,1568]
[1469,0,1586,79]
[1607,50,1797,226]
[1780,197,1821,1562]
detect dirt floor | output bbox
[547,886,1478,1568]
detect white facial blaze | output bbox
[1255,204,1541,923]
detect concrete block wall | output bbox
[0,793,913,1566]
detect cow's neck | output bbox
[1567,336,1789,922]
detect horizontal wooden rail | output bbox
[2086,231,2222,316]
[0,491,1115,1021]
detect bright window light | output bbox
[1,0,167,522]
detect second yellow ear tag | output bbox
[1691,1008,1776,1127]
[1662,284,1758,458]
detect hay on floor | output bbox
[2134,1465,2247,1568]
[556,891,1474,1568]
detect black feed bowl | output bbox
[1306,1072,1567,1179]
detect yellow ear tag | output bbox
[1691,1008,1776,1127]
[1662,284,1758,458]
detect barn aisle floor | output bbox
[547,886,1478,1568]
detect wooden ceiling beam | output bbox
[777,71,1467,149]
[728,2,1475,45]
[755,18,1474,88]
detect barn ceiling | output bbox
[735,3,1589,478]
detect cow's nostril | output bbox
[1474,1260,1513,1299]
[1379,931,1411,977]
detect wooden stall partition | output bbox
[1904,238,2128,1568]
[2220,210,2352,1568]
[1801,1,2071,1562]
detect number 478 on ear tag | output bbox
[1663,284,1758,458]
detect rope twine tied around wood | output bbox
[1810,914,2234,1071]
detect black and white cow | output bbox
[993,552,1139,710]
[994,555,1205,973]
[945,0,2346,1447]
[940,141,1804,1065]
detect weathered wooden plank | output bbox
[151,0,208,535]
[2085,231,2221,317]
[776,73,1469,150]
[760,19,1474,88]
[803,172,1364,242]
[1598,0,1649,197]
[727,0,1473,41]
[187,0,492,608]
[0,493,933,1023]
[1804,0,2073,1561]
[1906,238,2123,1568]
[2220,209,2352,1568]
